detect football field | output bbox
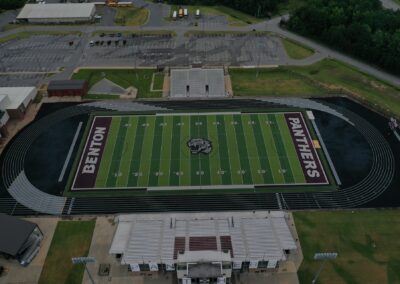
[71,111,329,191]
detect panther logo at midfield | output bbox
[187,138,212,155]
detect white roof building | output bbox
[17,4,96,23]
[0,87,36,111]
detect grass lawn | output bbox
[281,37,314,59]
[168,5,263,26]
[230,67,326,97]
[38,220,95,284]
[0,31,81,44]
[114,6,149,26]
[152,72,164,90]
[230,59,400,118]
[289,59,400,118]
[71,69,162,99]
[294,210,400,284]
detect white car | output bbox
[89,40,95,46]
[94,15,102,20]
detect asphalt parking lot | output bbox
[84,33,287,67]
[0,73,46,87]
[0,34,82,72]
[0,31,288,86]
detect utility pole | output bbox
[312,252,338,284]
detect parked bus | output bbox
[184,8,188,17]
[172,11,177,20]
[178,8,184,18]
[195,9,200,18]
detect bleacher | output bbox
[170,68,226,98]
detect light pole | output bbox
[72,256,96,284]
[312,252,338,284]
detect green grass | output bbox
[71,111,329,191]
[295,210,400,284]
[71,69,162,98]
[152,73,164,90]
[38,220,95,284]
[281,37,314,59]
[169,5,264,26]
[114,6,149,26]
[289,59,400,118]
[0,31,82,44]
[230,59,400,118]
[230,67,326,97]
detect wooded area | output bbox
[284,0,400,75]
[0,0,25,10]
[166,0,281,17]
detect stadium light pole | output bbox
[312,252,338,284]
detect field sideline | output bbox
[69,111,330,192]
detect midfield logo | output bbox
[187,138,212,155]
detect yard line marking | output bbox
[223,115,243,185]
[148,116,164,187]
[206,115,222,185]
[232,114,253,184]
[215,115,233,185]
[106,116,130,187]
[158,116,173,186]
[137,116,156,187]
[258,114,285,184]
[240,114,264,185]
[58,122,82,182]
[276,114,305,183]
[252,114,274,184]
[179,116,191,186]
[116,117,138,187]
[268,114,295,183]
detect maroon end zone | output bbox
[284,112,328,184]
[72,116,112,190]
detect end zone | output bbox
[284,112,328,184]
[72,116,112,190]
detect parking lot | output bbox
[0,34,82,73]
[84,32,287,67]
[0,73,47,87]
[0,31,288,86]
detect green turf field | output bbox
[71,111,329,191]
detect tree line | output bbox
[0,0,25,10]
[166,0,281,18]
[284,0,400,75]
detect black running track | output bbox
[0,98,399,216]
